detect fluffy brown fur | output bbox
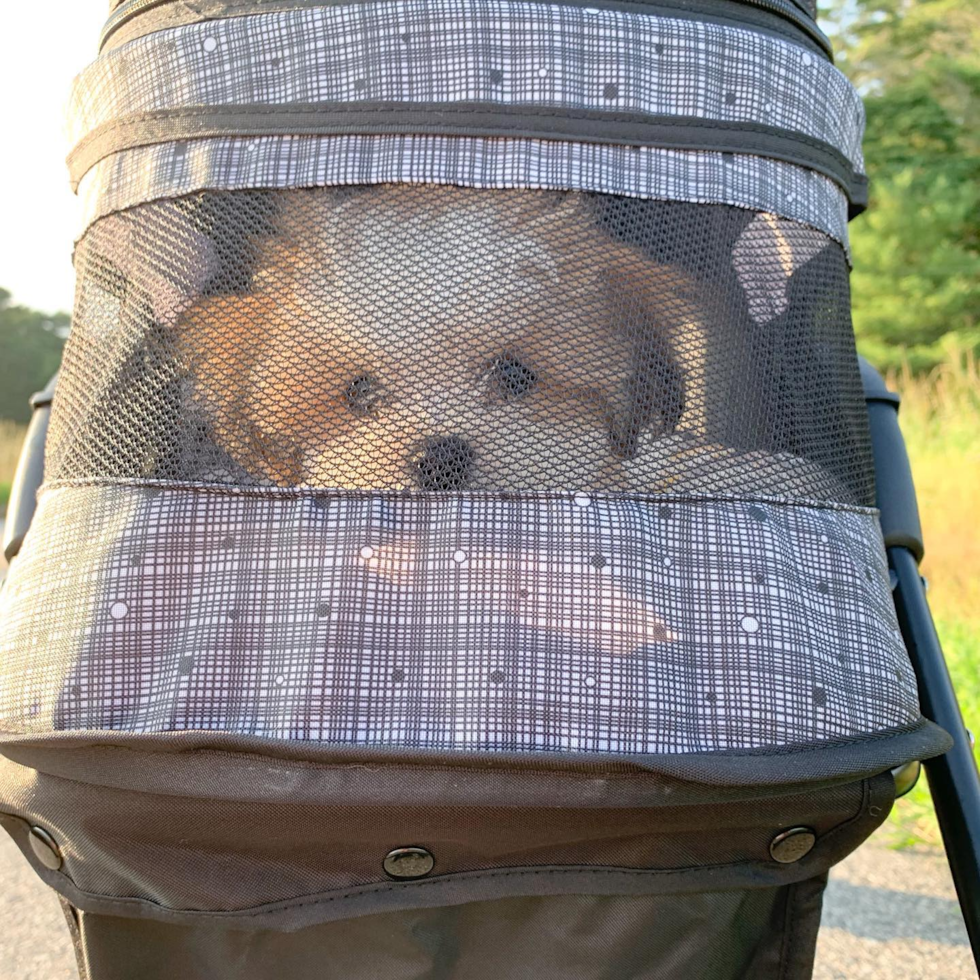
[176,185,706,490]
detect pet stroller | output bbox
[2,0,979,977]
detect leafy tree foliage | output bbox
[0,288,67,422]
[827,0,980,370]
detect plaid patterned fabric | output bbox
[69,0,863,245]
[4,0,924,762]
[0,484,918,752]
[77,136,852,250]
[69,1,864,166]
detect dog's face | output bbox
[177,186,704,489]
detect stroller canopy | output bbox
[4,0,925,758]
[0,1,951,977]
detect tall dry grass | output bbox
[0,422,28,574]
[0,421,27,511]
[889,350,980,619]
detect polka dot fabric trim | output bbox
[69,2,864,169]
[76,137,853,251]
[0,485,920,753]
[68,0,864,243]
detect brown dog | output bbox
[176,185,706,490]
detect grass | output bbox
[880,350,980,849]
[0,421,27,516]
[0,357,975,846]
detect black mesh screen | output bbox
[50,185,872,505]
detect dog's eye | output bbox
[346,375,385,415]
[486,356,538,400]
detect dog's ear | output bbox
[603,259,689,459]
[608,325,686,458]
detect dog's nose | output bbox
[413,436,475,490]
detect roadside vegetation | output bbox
[884,352,980,847]
[0,421,26,516]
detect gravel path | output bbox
[815,835,973,979]
[0,832,77,980]
[0,825,972,979]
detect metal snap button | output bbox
[892,759,922,798]
[383,846,435,880]
[769,827,816,864]
[29,826,63,871]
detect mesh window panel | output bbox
[51,185,872,503]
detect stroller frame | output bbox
[860,357,980,967]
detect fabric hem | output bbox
[38,478,881,517]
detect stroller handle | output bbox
[2,375,56,565]
[860,356,980,969]
[859,358,924,561]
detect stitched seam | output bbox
[32,861,808,918]
[72,104,859,158]
[68,105,864,194]
[778,881,798,980]
[0,720,934,773]
[38,478,881,517]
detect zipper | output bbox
[101,0,175,50]
[744,0,829,51]
[69,101,866,216]
[100,0,832,58]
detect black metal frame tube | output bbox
[860,356,980,967]
[891,546,980,967]
[2,378,56,566]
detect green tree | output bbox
[826,0,980,370]
[0,288,68,422]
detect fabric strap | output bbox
[68,0,866,215]
[68,102,868,214]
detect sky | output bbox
[0,4,102,314]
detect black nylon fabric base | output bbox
[65,881,827,980]
[0,745,892,953]
[1,738,876,980]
